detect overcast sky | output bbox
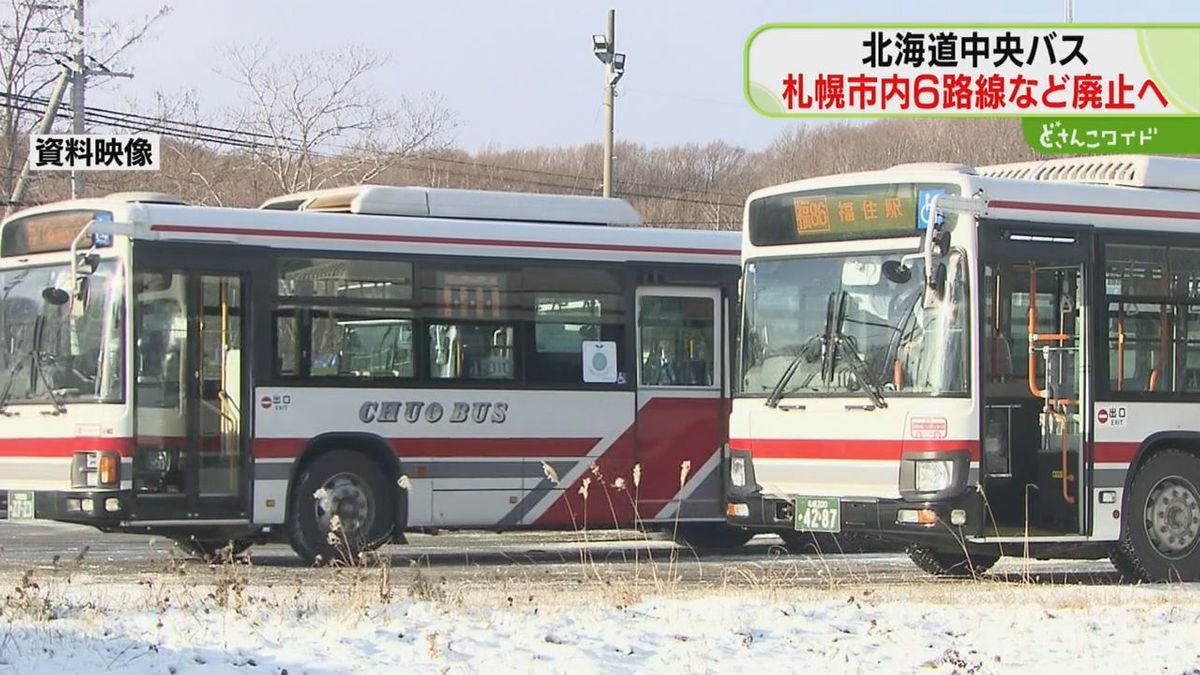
[84,0,1200,152]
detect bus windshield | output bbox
[738,250,969,398]
[0,261,124,405]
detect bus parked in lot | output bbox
[727,155,1200,581]
[0,185,742,562]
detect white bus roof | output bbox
[745,155,1200,238]
[4,186,738,266]
[977,155,1200,191]
[258,184,644,227]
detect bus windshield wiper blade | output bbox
[825,290,885,409]
[833,334,887,409]
[764,336,823,408]
[31,349,66,414]
[764,351,805,409]
[0,357,27,417]
[30,316,66,414]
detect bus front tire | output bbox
[287,449,396,565]
[1110,450,1200,583]
[907,545,999,578]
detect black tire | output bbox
[1111,450,1200,583]
[673,523,755,554]
[287,450,396,565]
[779,531,819,554]
[172,538,252,562]
[907,545,999,578]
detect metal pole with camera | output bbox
[592,10,625,198]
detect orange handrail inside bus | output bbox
[1047,408,1076,504]
[1025,267,1076,505]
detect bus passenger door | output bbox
[130,257,251,522]
[634,287,726,522]
[980,225,1091,536]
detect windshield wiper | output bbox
[31,316,66,414]
[826,291,887,409]
[763,338,822,408]
[765,292,840,408]
[831,334,887,409]
[0,357,27,417]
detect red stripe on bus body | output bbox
[990,200,1200,222]
[0,437,134,458]
[149,224,738,258]
[731,438,981,462]
[252,437,601,459]
[1093,442,1139,464]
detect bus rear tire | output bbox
[287,449,395,566]
[1111,450,1200,583]
[907,545,998,578]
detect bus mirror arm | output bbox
[67,217,134,306]
[921,191,987,308]
[68,219,98,304]
[921,196,946,307]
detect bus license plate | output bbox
[6,491,34,520]
[794,497,840,533]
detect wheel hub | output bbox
[315,473,372,536]
[1145,476,1200,558]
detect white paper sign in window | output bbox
[582,340,617,383]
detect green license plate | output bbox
[6,491,35,520]
[794,497,840,533]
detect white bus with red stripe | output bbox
[0,185,745,563]
[727,155,1200,581]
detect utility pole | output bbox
[592,10,625,198]
[6,67,71,215]
[70,0,85,198]
[6,0,133,210]
[1064,0,1073,22]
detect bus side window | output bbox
[428,322,514,380]
[529,293,622,385]
[135,296,184,408]
[639,296,715,387]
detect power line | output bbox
[5,91,748,204]
[2,93,747,209]
[7,90,747,199]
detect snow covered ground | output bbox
[0,563,1197,674]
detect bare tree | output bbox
[0,1,170,207]
[0,0,72,204]
[84,89,258,206]
[223,44,455,196]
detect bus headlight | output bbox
[899,450,970,500]
[914,460,954,493]
[730,457,747,487]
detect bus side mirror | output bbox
[41,287,70,306]
[882,259,912,284]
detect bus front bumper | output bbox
[726,489,987,547]
[4,489,130,527]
